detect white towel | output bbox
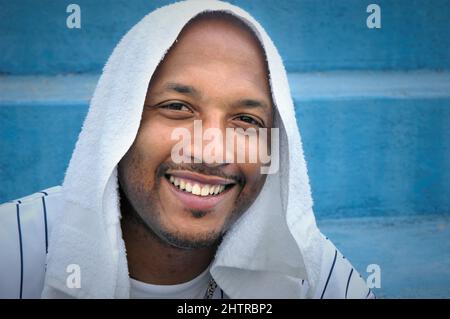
[42,0,370,299]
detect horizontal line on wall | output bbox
[1,71,450,105]
[289,71,450,100]
[0,74,100,105]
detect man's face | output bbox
[118,17,273,249]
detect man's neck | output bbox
[120,208,217,285]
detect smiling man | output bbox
[0,0,373,299]
[119,12,274,293]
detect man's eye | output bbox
[160,102,191,112]
[235,115,262,127]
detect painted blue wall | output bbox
[300,97,450,218]
[0,102,85,202]
[1,0,450,74]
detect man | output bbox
[0,0,373,298]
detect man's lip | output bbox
[166,170,236,186]
[163,177,234,211]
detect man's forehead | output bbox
[183,11,259,39]
[172,12,265,61]
[151,14,269,83]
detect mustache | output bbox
[156,162,246,187]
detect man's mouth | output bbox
[165,171,235,197]
[167,175,228,196]
[163,170,237,211]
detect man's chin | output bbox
[157,228,223,250]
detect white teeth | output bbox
[192,184,201,195]
[201,185,209,196]
[168,175,228,196]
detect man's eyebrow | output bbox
[236,98,272,114]
[163,82,201,98]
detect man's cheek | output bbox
[121,149,151,189]
[241,163,265,183]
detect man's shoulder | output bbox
[0,186,62,298]
[0,186,63,236]
[314,236,375,299]
[1,186,62,208]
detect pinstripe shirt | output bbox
[0,186,375,299]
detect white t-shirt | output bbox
[129,267,225,299]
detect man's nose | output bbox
[191,117,230,164]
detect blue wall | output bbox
[300,97,450,218]
[1,0,450,74]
